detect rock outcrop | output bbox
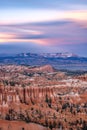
[29,65,55,73]
[0,83,55,106]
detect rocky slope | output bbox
[0,120,49,130]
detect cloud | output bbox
[0,19,87,46]
[0,10,87,25]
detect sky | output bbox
[0,0,87,56]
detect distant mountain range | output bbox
[17,52,78,58]
[0,52,87,70]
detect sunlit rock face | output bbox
[0,83,55,106]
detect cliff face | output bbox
[0,84,55,106]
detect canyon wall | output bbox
[0,84,55,106]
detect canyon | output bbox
[0,65,87,130]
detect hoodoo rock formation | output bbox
[0,83,55,106]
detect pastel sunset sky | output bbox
[0,0,87,56]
